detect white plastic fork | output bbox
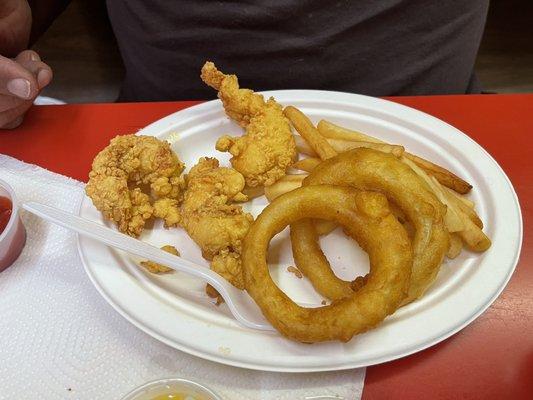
[22,201,275,332]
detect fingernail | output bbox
[30,52,40,61]
[37,69,52,88]
[7,78,31,99]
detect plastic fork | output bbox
[22,201,275,332]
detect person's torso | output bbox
[106,0,489,101]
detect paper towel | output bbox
[0,155,365,400]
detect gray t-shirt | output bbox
[106,0,489,101]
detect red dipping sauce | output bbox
[0,196,12,234]
[0,180,26,272]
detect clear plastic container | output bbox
[120,378,222,400]
[0,179,26,271]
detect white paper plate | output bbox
[78,90,522,372]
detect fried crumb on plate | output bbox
[287,265,303,279]
[140,245,179,274]
[206,284,224,305]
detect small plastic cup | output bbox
[120,378,222,400]
[0,179,26,272]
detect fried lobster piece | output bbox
[201,61,297,188]
[181,157,254,290]
[86,134,185,236]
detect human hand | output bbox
[0,50,53,129]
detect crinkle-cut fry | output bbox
[284,106,338,160]
[403,152,472,194]
[264,174,307,201]
[402,157,465,232]
[443,187,483,228]
[447,233,463,259]
[317,120,385,143]
[457,211,491,251]
[292,157,322,172]
[327,138,404,157]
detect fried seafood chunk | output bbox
[201,61,297,187]
[153,198,181,227]
[181,157,254,289]
[86,134,185,236]
[140,245,179,274]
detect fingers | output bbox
[16,57,53,90]
[0,99,32,129]
[15,50,41,63]
[0,50,53,129]
[15,50,53,90]
[1,116,24,129]
[0,54,39,99]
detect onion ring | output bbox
[242,185,412,343]
[291,148,449,304]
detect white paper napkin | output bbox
[0,155,365,400]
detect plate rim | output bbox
[78,89,523,372]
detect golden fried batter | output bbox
[201,62,297,187]
[86,134,185,236]
[181,157,254,289]
[140,245,179,274]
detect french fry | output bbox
[294,135,403,158]
[327,138,404,157]
[443,188,483,228]
[266,172,338,234]
[318,119,472,194]
[402,158,465,232]
[404,157,490,250]
[458,213,491,252]
[264,174,306,201]
[285,106,338,160]
[444,186,475,209]
[403,152,472,194]
[317,120,384,143]
[317,118,489,252]
[292,157,322,173]
[294,135,317,157]
[447,233,463,259]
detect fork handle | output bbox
[22,202,223,286]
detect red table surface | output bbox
[0,94,531,399]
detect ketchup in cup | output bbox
[0,197,11,233]
[0,180,26,272]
